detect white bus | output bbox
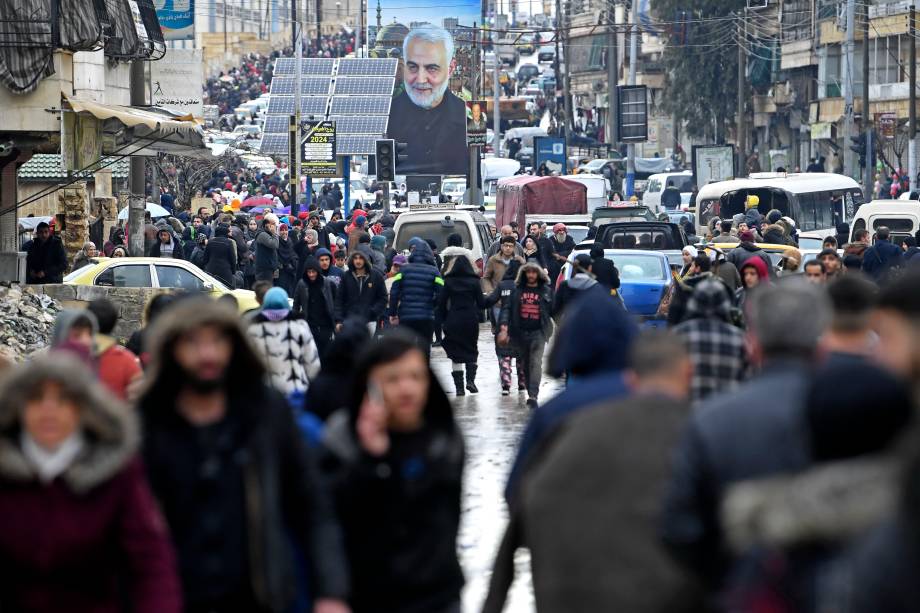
[695,173,864,237]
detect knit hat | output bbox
[392,254,408,267]
[739,230,755,242]
[745,194,760,209]
[553,222,567,233]
[766,209,782,224]
[355,215,367,227]
[261,287,290,321]
[370,235,387,251]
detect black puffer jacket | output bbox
[389,241,444,322]
[320,371,465,613]
[333,252,387,324]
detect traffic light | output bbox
[395,141,408,170]
[376,139,395,182]
[850,133,866,168]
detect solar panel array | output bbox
[258,57,398,155]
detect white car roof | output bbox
[697,173,860,200]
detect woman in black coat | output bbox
[203,224,237,288]
[438,256,486,396]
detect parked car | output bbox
[642,170,693,213]
[591,205,658,227]
[850,199,920,244]
[592,221,688,269]
[517,63,540,84]
[557,248,673,327]
[537,45,555,62]
[64,258,259,311]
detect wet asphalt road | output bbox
[429,324,563,613]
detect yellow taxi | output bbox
[64,257,260,312]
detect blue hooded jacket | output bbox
[504,293,638,505]
[388,239,444,321]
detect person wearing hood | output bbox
[834,222,850,248]
[203,224,238,288]
[679,245,699,279]
[901,235,920,264]
[138,298,349,612]
[51,308,98,365]
[742,194,764,230]
[389,239,445,355]
[103,225,126,257]
[276,223,299,294]
[761,209,794,245]
[0,354,182,613]
[320,332,465,613]
[499,262,554,408]
[247,287,321,397]
[668,254,720,326]
[335,250,387,334]
[440,232,478,275]
[363,235,388,276]
[484,260,526,395]
[862,225,904,282]
[295,228,323,271]
[588,244,621,293]
[26,221,68,284]
[71,241,97,273]
[551,253,605,320]
[307,213,332,249]
[293,255,337,360]
[683,221,699,245]
[148,224,185,260]
[673,278,747,403]
[315,247,345,286]
[547,223,577,283]
[438,256,486,396]
[85,298,143,401]
[521,235,548,273]
[736,256,770,311]
[252,214,281,285]
[484,333,704,613]
[304,319,370,422]
[347,215,369,253]
[726,230,773,274]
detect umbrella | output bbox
[242,196,275,207]
[117,202,170,220]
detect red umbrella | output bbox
[241,196,275,210]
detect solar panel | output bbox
[330,96,391,115]
[258,134,290,154]
[263,115,290,134]
[337,134,377,155]
[274,57,335,75]
[334,77,395,96]
[300,96,328,115]
[302,78,332,95]
[270,77,295,95]
[266,96,296,115]
[329,115,388,134]
[337,58,399,76]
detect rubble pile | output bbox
[0,286,61,361]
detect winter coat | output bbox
[95,335,142,401]
[0,355,181,613]
[551,273,603,319]
[148,233,185,260]
[486,394,704,613]
[761,223,793,246]
[357,244,387,276]
[743,207,764,230]
[482,253,525,294]
[438,258,485,364]
[862,238,903,281]
[672,279,747,403]
[248,311,321,395]
[726,241,773,275]
[590,256,620,290]
[667,271,717,326]
[25,235,68,283]
[254,228,280,274]
[548,234,577,282]
[203,236,237,287]
[439,245,478,274]
[139,302,349,610]
[484,270,520,358]
[661,359,814,589]
[389,242,444,322]
[320,372,465,613]
[334,253,388,324]
[293,275,336,327]
[499,262,554,341]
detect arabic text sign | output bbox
[301,121,337,177]
[154,0,195,41]
[151,49,204,116]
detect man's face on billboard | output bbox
[404,38,453,110]
[472,104,481,121]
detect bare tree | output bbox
[152,145,246,210]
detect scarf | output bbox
[21,431,86,483]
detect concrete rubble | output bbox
[0,285,61,361]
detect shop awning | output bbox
[63,94,212,158]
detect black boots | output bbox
[452,371,465,396]
[465,363,479,394]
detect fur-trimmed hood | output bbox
[440,245,477,274]
[722,457,896,553]
[0,354,136,493]
[514,261,550,286]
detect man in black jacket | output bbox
[137,298,350,613]
[26,222,68,284]
[334,251,387,334]
[500,262,554,407]
[294,255,337,360]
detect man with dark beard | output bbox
[386,24,467,175]
[136,298,350,613]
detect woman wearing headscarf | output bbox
[276,223,299,295]
[736,256,770,312]
[679,245,699,279]
[71,241,97,272]
[203,224,237,288]
[521,235,548,273]
[438,256,486,396]
[103,226,125,257]
[0,354,181,612]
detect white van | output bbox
[392,206,495,273]
[643,170,693,213]
[850,200,920,243]
[561,174,610,212]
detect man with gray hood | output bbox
[551,253,602,320]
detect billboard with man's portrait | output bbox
[370,0,482,175]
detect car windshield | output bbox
[605,254,666,280]
[395,221,473,251]
[601,227,680,250]
[798,236,824,250]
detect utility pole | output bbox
[553,0,562,118]
[561,0,572,144]
[292,0,297,51]
[737,15,746,175]
[291,8,302,218]
[863,3,871,193]
[468,23,483,207]
[843,0,855,178]
[605,6,618,148]
[910,1,917,191]
[625,2,637,196]
[129,60,147,257]
[224,0,228,55]
[494,27,501,154]
[358,0,364,56]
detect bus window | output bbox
[817,192,836,230]
[797,193,817,231]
